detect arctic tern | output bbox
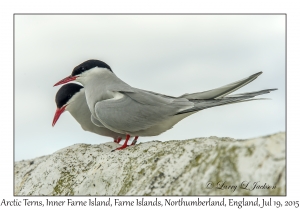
[54,59,276,150]
[53,83,129,144]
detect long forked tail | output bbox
[176,88,277,115]
[179,71,263,100]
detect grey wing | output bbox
[91,115,105,127]
[95,89,193,133]
[179,72,262,99]
[176,88,277,115]
[138,72,263,100]
[137,88,177,99]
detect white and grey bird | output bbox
[54,59,276,150]
[52,83,127,143]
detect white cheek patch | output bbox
[78,67,110,84]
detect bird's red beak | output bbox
[52,106,67,127]
[54,75,77,87]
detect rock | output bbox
[14,132,285,195]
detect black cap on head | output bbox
[55,83,84,108]
[71,59,112,76]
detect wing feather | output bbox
[95,89,193,133]
[179,72,262,99]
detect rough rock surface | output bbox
[14,132,285,196]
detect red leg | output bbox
[131,136,139,145]
[112,135,130,151]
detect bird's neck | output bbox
[67,89,91,123]
[78,67,123,117]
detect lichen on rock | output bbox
[14,132,285,195]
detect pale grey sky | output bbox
[15,15,285,161]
